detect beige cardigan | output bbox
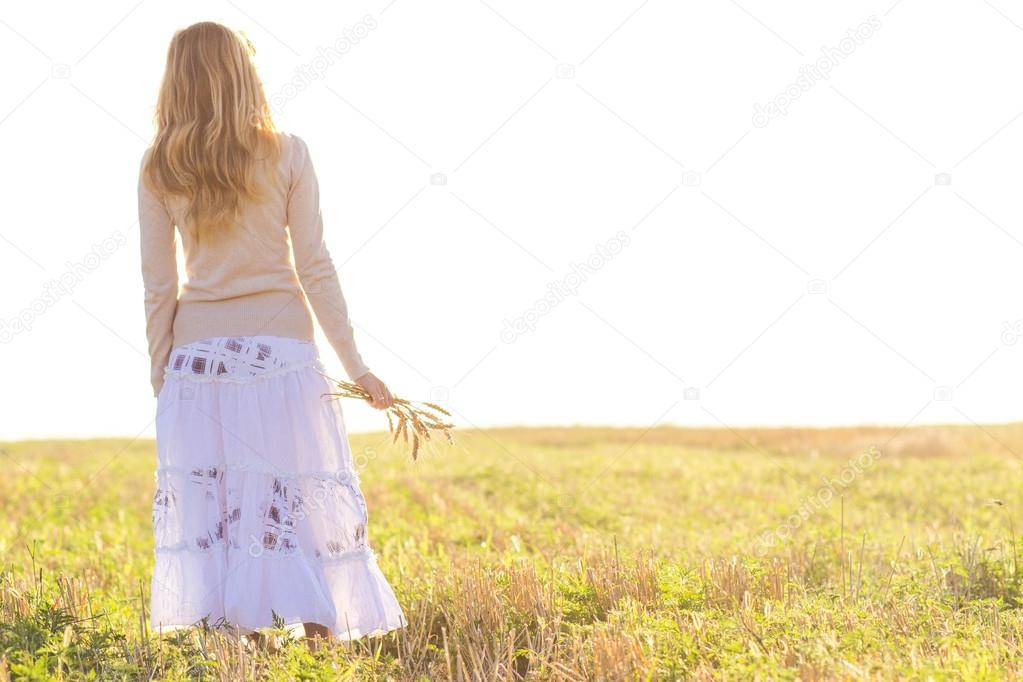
[138,132,370,397]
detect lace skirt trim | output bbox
[162,335,324,384]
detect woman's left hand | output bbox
[355,372,395,410]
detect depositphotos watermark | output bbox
[264,15,378,117]
[0,230,128,344]
[752,15,882,128]
[1001,319,1023,345]
[500,231,632,343]
[753,445,881,555]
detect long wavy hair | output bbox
[142,22,282,239]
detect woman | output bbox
[138,22,407,642]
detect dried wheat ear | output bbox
[320,373,454,461]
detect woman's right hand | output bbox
[355,372,394,410]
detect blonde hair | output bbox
[142,22,281,238]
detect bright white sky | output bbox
[2,0,1023,440]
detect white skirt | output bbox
[150,335,407,639]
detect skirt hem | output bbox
[150,618,408,642]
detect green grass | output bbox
[2,425,1023,679]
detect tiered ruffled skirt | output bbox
[150,335,407,639]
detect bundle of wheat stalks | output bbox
[320,375,454,460]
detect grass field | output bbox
[2,424,1023,680]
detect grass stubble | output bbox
[1,424,1023,679]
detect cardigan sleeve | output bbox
[138,148,179,397]
[286,135,371,381]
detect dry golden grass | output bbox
[2,424,1023,679]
